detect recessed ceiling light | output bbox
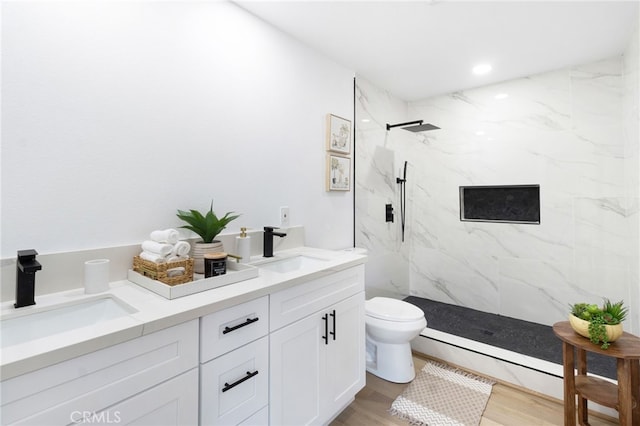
[495,93,509,100]
[475,130,485,136]
[472,63,492,75]
[361,118,370,123]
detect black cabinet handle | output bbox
[222,370,259,393]
[223,317,259,334]
[330,310,336,341]
[322,313,329,345]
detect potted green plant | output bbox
[177,201,240,274]
[569,299,627,349]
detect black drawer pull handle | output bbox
[223,317,259,334]
[330,310,336,340]
[222,370,259,393]
[322,313,329,345]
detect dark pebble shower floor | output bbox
[404,296,616,380]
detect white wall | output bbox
[356,47,639,333]
[1,1,354,259]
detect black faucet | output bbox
[15,249,42,308]
[263,226,287,258]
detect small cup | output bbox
[84,259,110,294]
[204,252,227,278]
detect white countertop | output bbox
[0,247,367,381]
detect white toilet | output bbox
[365,297,427,383]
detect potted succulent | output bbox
[569,299,627,349]
[177,201,240,274]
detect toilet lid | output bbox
[365,297,424,322]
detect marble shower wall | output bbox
[408,57,636,329]
[623,21,639,334]
[356,49,639,333]
[355,78,412,299]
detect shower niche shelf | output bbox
[459,184,540,224]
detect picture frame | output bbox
[326,153,351,191]
[326,114,352,154]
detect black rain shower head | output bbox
[403,123,440,132]
[386,120,440,132]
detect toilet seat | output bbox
[365,297,424,322]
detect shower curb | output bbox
[411,329,618,418]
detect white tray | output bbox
[127,261,259,300]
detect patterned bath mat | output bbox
[390,360,495,426]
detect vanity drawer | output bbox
[270,265,364,331]
[200,296,269,361]
[1,319,198,425]
[94,368,199,426]
[200,336,269,426]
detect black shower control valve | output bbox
[385,204,394,223]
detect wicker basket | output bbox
[132,256,194,286]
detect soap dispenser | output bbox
[236,227,251,263]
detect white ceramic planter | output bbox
[568,314,623,343]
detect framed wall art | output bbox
[326,114,351,154]
[326,153,350,191]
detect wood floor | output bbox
[331,353,618,426]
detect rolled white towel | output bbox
[171,241,191,257]
[141,240,173,256]
[150,229,179,244]
[139,251,167,264]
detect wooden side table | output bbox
[553,321,640,425]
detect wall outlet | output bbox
[280,206,290,227]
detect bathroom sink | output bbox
[256,255,328,273]
[1,295,137,348]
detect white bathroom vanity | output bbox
[0,246,367,426]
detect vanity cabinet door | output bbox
[270,311,324,426]
[269,291,365,426]
[324,292,366,417]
